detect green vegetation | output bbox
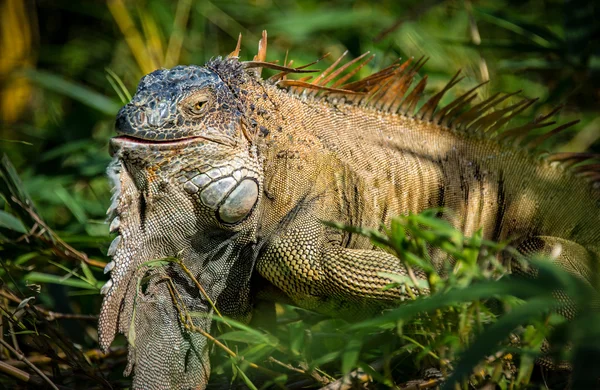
[0,0,598,388]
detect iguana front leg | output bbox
[256,212,425,318]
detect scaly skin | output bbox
[253,85,599,318]
[100,52,599,389]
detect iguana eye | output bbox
[186,94,209,115]
[193,101,206,112]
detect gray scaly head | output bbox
[100,61,263,389]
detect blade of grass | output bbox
[138,6,165,66]
[443,297,561,389]
[24,272,102,290]
[105,68,132,101]
[350,278,553,330]
[0,211,27,234]
[107,0,158,74]
[164,0,193,68]
[23,69,120,115]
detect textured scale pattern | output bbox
[101,31,600,389]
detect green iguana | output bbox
[99,32,600,389]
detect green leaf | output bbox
[237,343,275,365]
[138,258,176,269]
[232,363,257,390]
[474,8,559,48]
[10,330,38,335]
[218,330,275,346]
[311,350,341,367]
[351,278,553,330]
[444,297,561,389]
[0,210,27,233]
[80,261,97,285]
[54,185,88,224]
[24,272,101,290]
[15,252,38,265]
[341,336,362,374]
[23,69,120,115]
[212,314,264,332]
[105,67,132,103]
[287,320,305,355]
[378,271,430,290]
[0,155,31,206]
[265,7,394,38]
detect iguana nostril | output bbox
[158,101,169,119]
[147,109,160,126]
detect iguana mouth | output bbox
[112,135,201,144]
[109,135,203,155]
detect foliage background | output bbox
[0,0,598,388]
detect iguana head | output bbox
[100,60,264,389]
[112,62,262,224]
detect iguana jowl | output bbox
[99,32,600,389]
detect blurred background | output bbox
[0,0,598,387]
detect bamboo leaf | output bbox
[24,272,102,290]
[23,69,120,115]
[341,336,362,374]
[444,297,561,389]
[351,278,553,330]
[0,210,27,233]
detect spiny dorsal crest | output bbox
[223,31,600,191]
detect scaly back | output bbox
[228,31,600,278]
